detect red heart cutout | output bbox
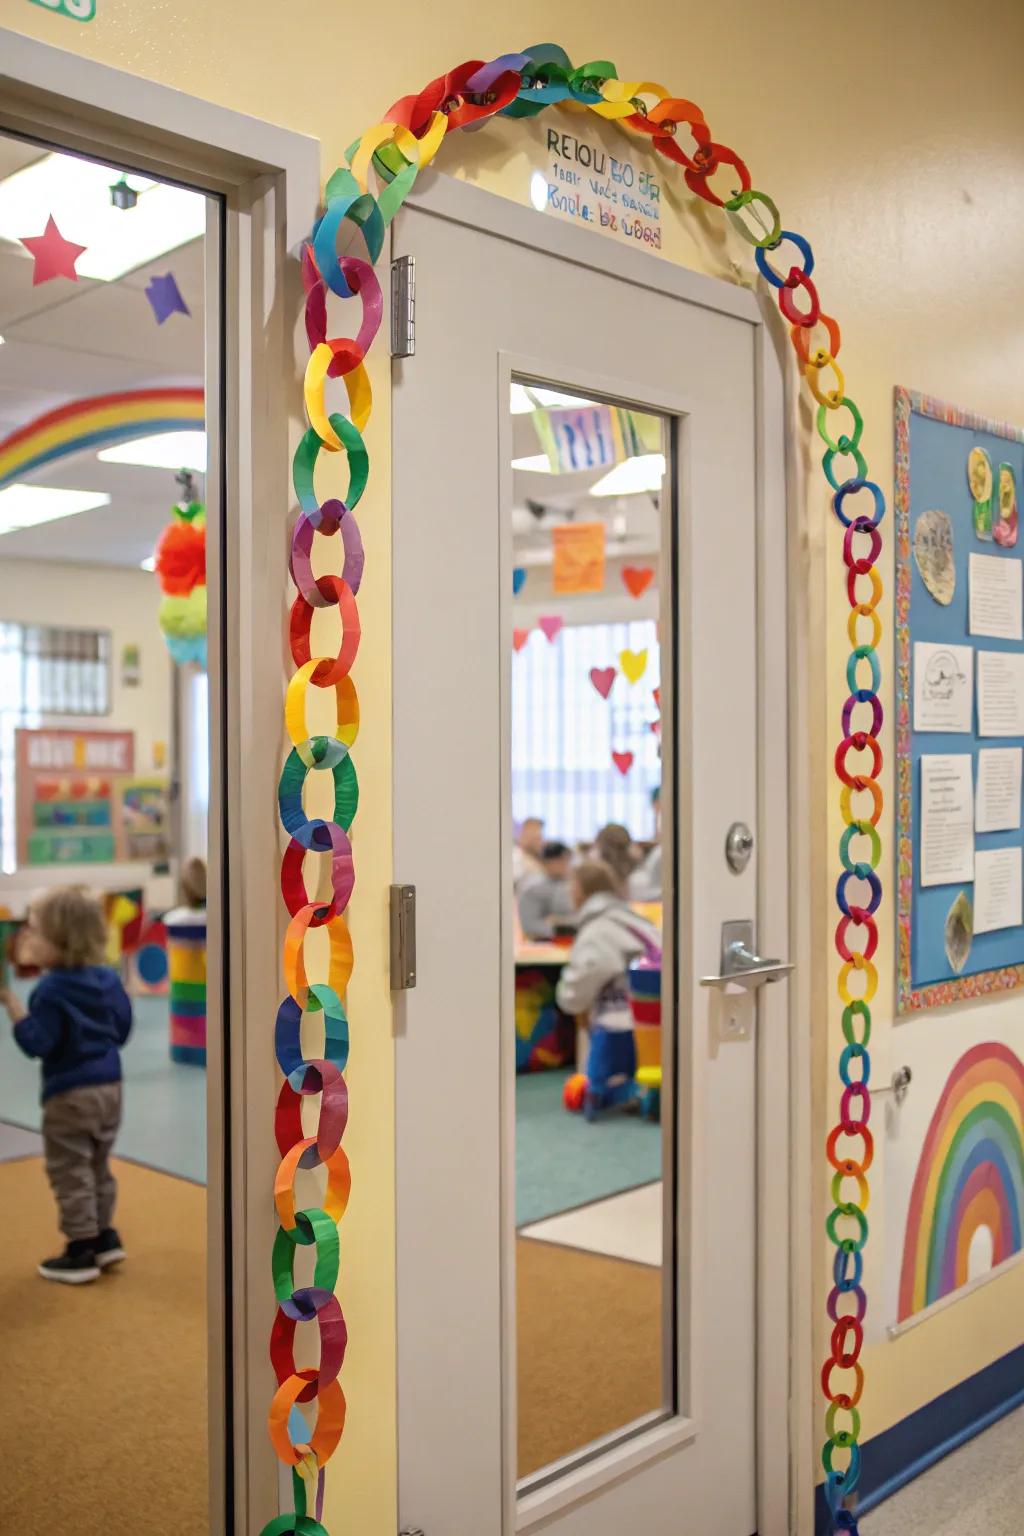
[622,566,654,599]
[653,687,661,710]
[590,666,616,700]
[650,720,661,735]
[512,628,531,652]
[538,615,563,642]
[612,751,634,776]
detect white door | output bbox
[392,178,790,1536]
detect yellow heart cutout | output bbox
[620,648,648,684]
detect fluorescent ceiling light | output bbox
[590,453,666,497]
[511,454,553,473]
[0,485,110,535]
[98,430,207,472]
[0,152,206,282]
[530,171,548,212]
[139,555,156,572]
[510,384,596,415]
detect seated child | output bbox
[556,860,660,1102]
[518,840,575,938]
[0,886,133,1284]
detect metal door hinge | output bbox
[390,884,417,989]
[391,256,415,358]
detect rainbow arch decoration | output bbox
[0,386,204,491]
[898,1042,1024,1321]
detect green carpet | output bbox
[515,1070,661,1227]
[0,991,206,1184]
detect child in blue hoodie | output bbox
[1,886,133,1284]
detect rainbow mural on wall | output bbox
[898,1041,1024,1321]
[0,387,204,491]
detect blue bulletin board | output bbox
[896,387,1024,1012]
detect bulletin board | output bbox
[896,387,1024,1012]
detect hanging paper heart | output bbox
[590,666,616,700]
[620,648,648,683]
[651,720,661,735]
[512,628,531,652]
[612,751,634,776]
[539,615,564,642]
[622,566,654,599]
[512,566,527,595]
[653,687,661,710]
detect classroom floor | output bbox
[0,1153,207,1534]
[861,1406,1023,1535]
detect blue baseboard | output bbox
[814,1342,1024,1534]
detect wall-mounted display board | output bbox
[13,729,167,867]
[896,388,1024,1011]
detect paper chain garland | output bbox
[271,42,884,1536]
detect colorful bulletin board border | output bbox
[0,387,204,491]
[895,387,1024,1014]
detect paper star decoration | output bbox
[19,216,87,285]
[145,273,191,324]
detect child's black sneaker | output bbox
[38,1240,99,1285]
[95,1228,126,1269]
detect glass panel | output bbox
[510,378,673,1487]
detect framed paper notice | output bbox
[896,388,1024,1012]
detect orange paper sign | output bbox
[551,521,606,595]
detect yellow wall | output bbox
[4,0,1024,1525]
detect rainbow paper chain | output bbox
[269,43,885,1536]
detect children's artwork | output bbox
[15,729,133,867]
[620,647,647,684]
[512,628,531,652]
[913,509,955,605]
[531,400,656,475]
[968,446,994,539]
[895,388,1024,1011]
[119,779,171,861]
[145,272,190,324]
[154,497,207,667]
[551,521,605,594]
[538,615,563,642]
[129,917,169,996]
[621,565,654,599]
[612,750,634,776]
[27,0,96,19]
[891,1041,1024,1326]
[19,214,86,284]
[944,890,973,973]
[589,666,616,699]
[996,464,1019,548]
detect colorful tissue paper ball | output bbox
[155,520,205,596]
[563,1073,588,1112]
[165,633,208,667]
[159,584,207,639]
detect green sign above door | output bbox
[28,0,95,20]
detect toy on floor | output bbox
[564,949,662,1121]
[129,916,169,996]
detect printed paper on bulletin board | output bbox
[896,388,1024,1013]
[884,1019,1024,1333]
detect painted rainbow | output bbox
[898,1041,1024,1320]
[0,386,205,491]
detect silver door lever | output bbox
[700,920,794,991]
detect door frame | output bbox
[0,28,319,1534]
[394,172,814,1535]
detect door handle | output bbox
[699,920,793,991]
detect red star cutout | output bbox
[19,215,87,286]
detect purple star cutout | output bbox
[145,272,191,324]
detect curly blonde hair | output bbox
[32,886,107,968]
